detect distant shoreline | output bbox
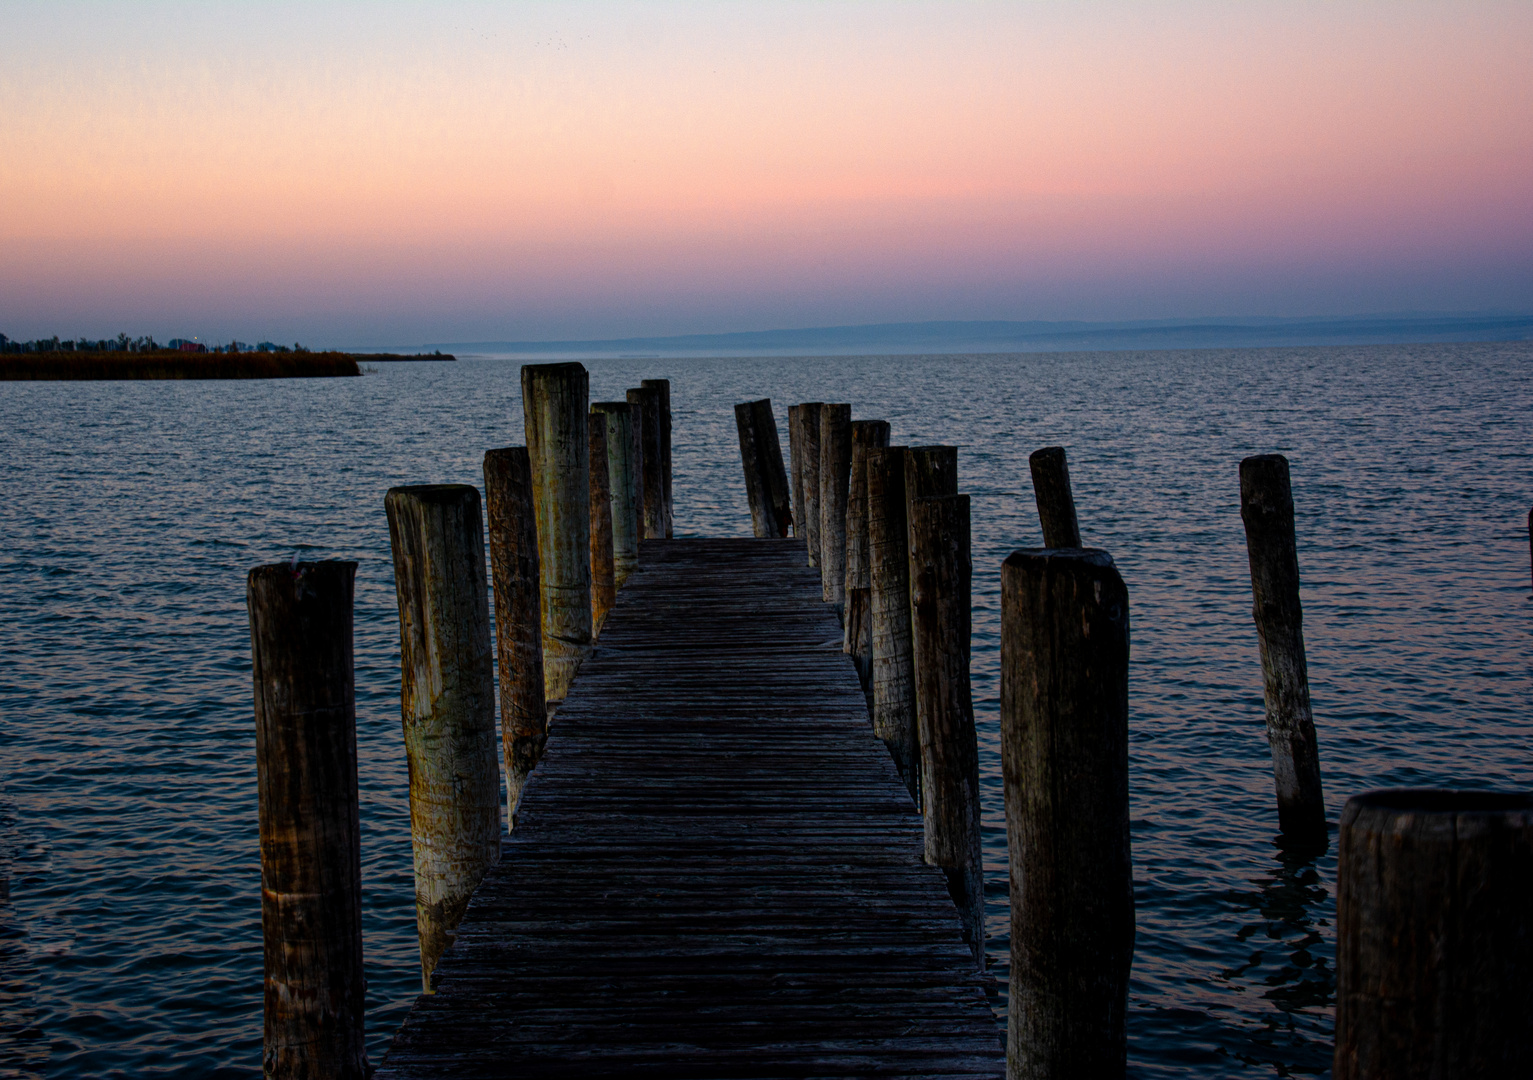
[1,350,362,381]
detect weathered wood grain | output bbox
[628,385,666,540]
[819,404,853,615]
[868,445,919,804]
[385,485,502,993]
[845,420,891,695]
[734,399,791,538]
[589,421,615,636]
[590,403,640,587]
[248,560,368,1080]
[483,448,548,820]
[1027,446,1081,548]
[798,404,825,567]
[1335,790,1533,1079]
[640,378,673,538]
[1239,454,1326,845]
[376,538,1002,1078]
[788,404,805,542]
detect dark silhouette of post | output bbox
[523,362,592,701]
[1028,446,1081,547]
[819,404,853,615]
[845,420,891,693]
[788,404,805,542]
[483,448,547,820]
[868,445,918,802]
[591,403,640,588]
[797,403,824,566]
[248,560,368,1080]
[628,385,665,540]
[1001,547,1134,1080]
[589,421,615,636]
[909,494,982,969]
[1239,454,1326,845]
[1335,789,1533,1079]
[734,399,791,538]
[385,484,501,992]
[641,378,673,538]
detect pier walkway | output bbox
[377,537,1003,1078]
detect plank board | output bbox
[377,538,1004,1078]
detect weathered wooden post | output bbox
[1028,445,1081,547]
[844,420,891,693]
[1001,546,1134,1079]
[797,403,824,566]
[734,399,792,538]
[385,485,501,992]
[904,445,959,662]
[482,448,547,819]
[248,560,367,1080]
[868,445,918,801]
[589,420,615,636]
[641,378,673,538]
[1239,454,1326,846]
[591,402,640,587]
[819,404,853,615]
[628,385,665,540]
[909,494,983,968]
[1335,789,1533,1079]
[787,404,805,541]
[523,362,592,701]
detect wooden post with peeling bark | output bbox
[482,448,546,821]
[868,445,918,803]
[1239,454,1326,846]
[797,403,824,566]
[1335,789,1533,1079]
[908,493,983,969]
[1001,546,1134,1080]
[591,403,640,587]
[1028,445,1082,547]
[248,559,367,1080]
[819,403,852,616]
[385,484,501,993]
[628,385,665,540]
[844,420,891,695]
[641,378,673,538]
[523,362,592,701]
[589,420,615,636]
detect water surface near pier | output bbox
[1,343,1530,1077]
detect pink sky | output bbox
[2,2,1530,345]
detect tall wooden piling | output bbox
[844,420,891,692]
[1335,789,1533,1079]
[1001,546,1134,1079]
[1239,454,1326,845]
[908,494,983,969]
[819,404,853,614]
[641,378,673,538]
[787,405,805,541]
[628,385,665,540]
[523,362,592,701]
[798,403,824,566]
[589,421,615,636]
[734,399,792,538]
[591,403,640,587]
[1028,445,1082,547]
[248,560,367,1080]
[482,448,547,819]
[385,485,501,992]
[868,445,918,802]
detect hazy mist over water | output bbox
[1,342,1530,1077]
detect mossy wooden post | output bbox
[1028,445,1082,547]
[1001,547,1134,1080]
[819,403,853,615]
[248,560,367,1080]
[868,445,918,802]
[1335,790,1533,1079]
[628,385,665,540]
[787,404,805,542]
[641,378,673,538]
[798,403,824,566]
[591,403,640,587]
[845,420,891,693]
[523,362,592,701]
[482,448,546,820]
[385,485,501,993]
[908,494,983,969]
[1239,454,1326,846]
[589,421,615,636]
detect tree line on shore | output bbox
[0,333,308,355]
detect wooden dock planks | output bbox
[377,537,1003,1078]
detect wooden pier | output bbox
[376,537,1003,1078]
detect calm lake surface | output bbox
[1,343,1530,1078]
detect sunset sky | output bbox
[2,1,1530,346]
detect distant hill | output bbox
[425,312,1533,358]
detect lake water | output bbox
[1,343,1530,1078]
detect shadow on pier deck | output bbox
[377,538,1003,1078]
